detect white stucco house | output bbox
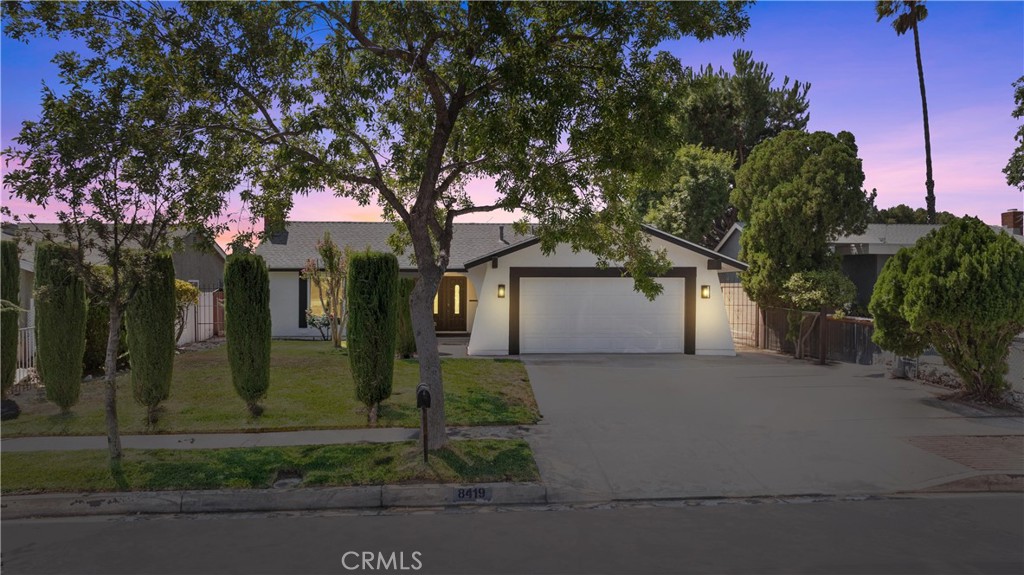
[254,221,748,356]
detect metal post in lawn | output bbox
[416,382,431,463]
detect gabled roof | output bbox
[254,221,532,272]
[713,222,745,253]
[713,222,1024,256]
[463,224,748,271]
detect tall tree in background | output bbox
[1,37,242,466]
[676,49,811,168]
[876,1,936,223]
[649,49,811,246]
[1004,75,1024,192]
[642,145,734,244]
[4,1,752,449]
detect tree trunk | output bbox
[104,304,123,464]
[408,267,446,450]
[912,22,936,224]
[796,312,818,360]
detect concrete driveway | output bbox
[522,352,1024,503]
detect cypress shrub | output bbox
[1,240,19,397]
[396,277,417,359]
[126,254,176,424]
[34,242,87,413]
[347,251,398,424]
[224,253,271,416]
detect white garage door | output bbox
[519,277,685,353]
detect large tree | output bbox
[870,217,1024,400]
[1005,75,1024,192]
[876,1,936,223]
[676,49,811,168]
[650,49,811,246]
[870,203,957,224]
[1,35,242,465]
[641,144,734,244]
[733,130,876,308]
[4,1,751,449]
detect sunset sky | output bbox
[2,1,1021,241]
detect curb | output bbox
[1,482,548,520]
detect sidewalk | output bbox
[0,425,529,452]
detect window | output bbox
[309,279,327,316]
[433,292,439,314]
[454,285,460,315]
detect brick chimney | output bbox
[1002,209,1023,235]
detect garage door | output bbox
[519,277,685,353]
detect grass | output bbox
[0,439,539,494]
[2,341,539,437]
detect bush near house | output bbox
[1,240,19,397]
[347,251,398,425]
[34,242,87,413]
[870,217,1024,400]
[224,254,271,417]
[126,254,177,423]
[396,277,417,359]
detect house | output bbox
[2,223,228,351]
[254,221,748,355]
[714,209,1024,310]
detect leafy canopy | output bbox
[642,144,734,244]
[732,130,876,307]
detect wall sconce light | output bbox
[700,285,711,299]
[498,284,506,298]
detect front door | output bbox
[433,276,467,332]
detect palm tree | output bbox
[876,1,936,224]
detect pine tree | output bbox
[224,254,271,416]
[34,242,87,413]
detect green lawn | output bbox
[2,341,539,437]
[0,439,539,494]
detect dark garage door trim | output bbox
[508,267,697,355]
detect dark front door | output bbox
[434,276,467,332]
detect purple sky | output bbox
[2,1,1022,235]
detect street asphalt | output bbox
[2,494,1022,574]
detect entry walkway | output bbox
[0,425,524,452]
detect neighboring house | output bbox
[714,209,1024,310]
[1,225,36,329]
[2,223,228,359]
[7,223,228,291]
[254,221,747,356]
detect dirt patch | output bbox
[907,435,1024,471]
[914,474,1024,493]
